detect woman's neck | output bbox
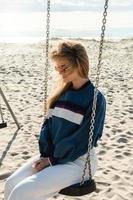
[72,78,89,90]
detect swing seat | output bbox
[59,179,96,196]
[0,122,7,129]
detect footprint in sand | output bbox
[10,152,18,156]
[0,172,12,180]
[117,138,128,143]
[22,155,31,160]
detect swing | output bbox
[0,87,20,130]
[43,0,109,196]
[0,90,7,128]
[0,101,7,128]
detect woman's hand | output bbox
[32,157,50,173]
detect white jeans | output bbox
[4,148,97,200]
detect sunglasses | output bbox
[54,64,72,73]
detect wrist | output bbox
[40,157,52,166]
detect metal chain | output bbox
[44,0,51,121]
[80,0,109,185]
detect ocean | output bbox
[0,11,133,43]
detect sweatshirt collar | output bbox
[69,79,92,91]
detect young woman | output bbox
[4,40,106,200]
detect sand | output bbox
[0,38,133,200]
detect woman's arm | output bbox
[38,117,54,158]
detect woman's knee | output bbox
[4,175,16,200]
[9,183,56,200]
[8,179,47,200]
[7,184,24,200]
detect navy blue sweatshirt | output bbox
[38,80,106,165]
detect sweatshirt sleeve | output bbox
[38,117,54,158]
[49,92,106,165]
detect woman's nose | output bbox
[55,66,63,73]
[56,68,64,74]
[58,69,63,74]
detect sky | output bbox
[0,0,132,41]
[0,0,133,12]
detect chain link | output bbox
[80,0,109,185]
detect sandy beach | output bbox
[0,38,133,200]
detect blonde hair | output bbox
[46,40,89,111]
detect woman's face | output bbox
[53,57,80,83]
